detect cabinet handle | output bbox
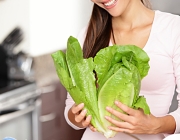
[40,113,56,122]
[0,90,41,111]
[40,85,56,94]
[0,105,35,124]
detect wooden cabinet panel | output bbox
[40,81,85,140]
[41,112,59,139]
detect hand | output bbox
[105,101,161,134]
[69,103,92,128]
[89,124,97,132]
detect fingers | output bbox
[106,106,128,121]
[82,115,92,127]
[105,101,139,124]
[75,109,87,123]
[89,124,97,132]
[71,103,84,115]
[71,103,92,128]
[71,103,87,123]
[107,125,132,134]
[114,101,135,115]
[105,115,133,130]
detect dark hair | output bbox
[83,0,151,58]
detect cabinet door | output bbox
[56,82,85,140]
[40,85,60,140]
[40,82,85,140]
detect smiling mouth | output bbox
[104,0,117,7]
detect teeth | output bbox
[104,0,116,6]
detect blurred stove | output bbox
[0,79,39,110]
[0,79,34,94]
[0,25,40,140]
[0,79,41,140]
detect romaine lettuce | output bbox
[51,36,150,138]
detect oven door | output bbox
[0,98,41,140]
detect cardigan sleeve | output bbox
[64,93,84,130]
[169,16,180,134]
[169,45,180,133]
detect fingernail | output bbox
[87,115,91,119]
[80,103,84,107]
[108,126,112,130]
[106,107,110,111]
[115,101,119,105]
[83,109,87,113]
[104,116,109,119]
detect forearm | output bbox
[157,115,176,134]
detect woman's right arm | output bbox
[64,93,92,129]
[68,102,92,128]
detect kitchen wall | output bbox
[28,0,93,56]
[0,0,93,57]
[0,0,94,87]
[1,0,179,57]
[150,0,180,15]
[0,0,30,54]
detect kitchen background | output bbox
[0,0,179,140]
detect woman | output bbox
[64,0,180,139]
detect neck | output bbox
[112,0,153,31]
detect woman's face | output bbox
[91,0,132,17]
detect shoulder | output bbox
[155,10,180,19]
[153,10,180,38]
[155,10,180,27]
[151,11,180,55]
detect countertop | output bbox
[32,53,59,87]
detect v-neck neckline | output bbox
[109,10,158,50]
[143,10,157,50]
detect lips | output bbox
[104,0,117,7]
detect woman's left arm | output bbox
[105,16,180,135]
[105,101,176,134]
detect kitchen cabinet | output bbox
[40,81,85,140]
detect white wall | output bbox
[0,0,30,54]
[150,0,180,15]
[0,0,93,56]
[29,0,93,56]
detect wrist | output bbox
[156,115,176,134]
[149,114,162,134]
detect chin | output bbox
[109,11,122,18]
[106,7,124,17]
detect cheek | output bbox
[91,0,97,4]
[91,1,105,9]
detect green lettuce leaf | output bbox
[94,46,150,137]
[51,36,151,138]
[52,36,105,133]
